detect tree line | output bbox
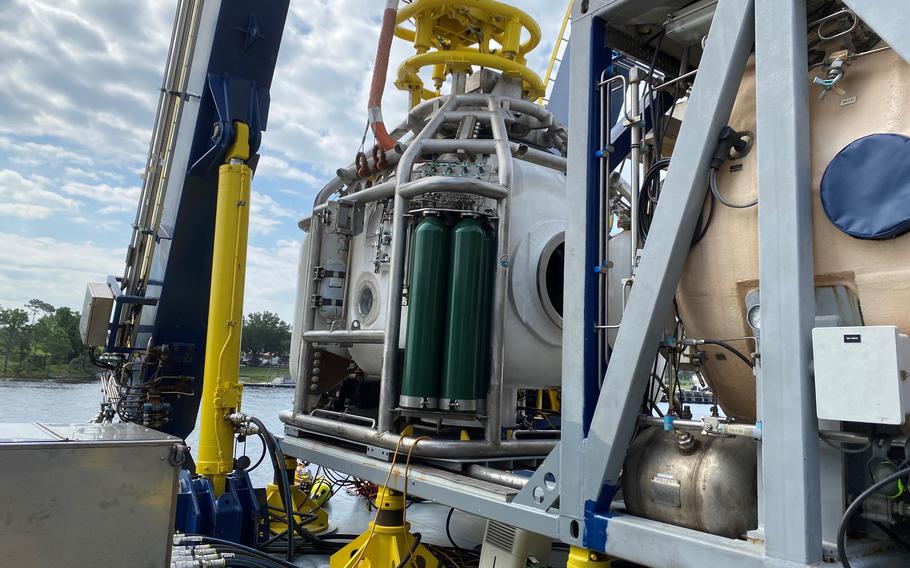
[0,299,85,374]
[0,299,292,377]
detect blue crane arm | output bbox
[105,0,289,439]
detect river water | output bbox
[0,378,292,488]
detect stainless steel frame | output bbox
[281,1,910,565]
[287,92,567,458]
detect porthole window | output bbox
[537,233,565,326]
[355,278,380,325]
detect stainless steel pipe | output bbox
[511,144,567,172]
[280,411,556,459]
[377,97,458,434]
[628,67,642,272]
[466,465,529,489]
[485,97,513,447]
[340,179,397,204]
[398,176,509,200]
[302,330,385,344]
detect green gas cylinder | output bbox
[399,215,450,409]
[439,217,494,412]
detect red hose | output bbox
[368,0,399,151]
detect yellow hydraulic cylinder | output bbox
[197,121,252,496]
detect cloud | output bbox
[257,155,319,185]
[61,180,141,214]
[0,169,78,219]
[249,191,295,236]
[0,0,567,326]
[0,232,124,311]
[244,239,301,320]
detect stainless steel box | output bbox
[79,282,114,347]
[0,423,182,568]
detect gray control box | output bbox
[0,423,181,568]
[812,326,910,425]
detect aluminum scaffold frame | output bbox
[281,1,910,566]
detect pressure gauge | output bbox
[747,304,761,330]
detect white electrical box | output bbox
[812,326,910,425]
[79,281,114,346]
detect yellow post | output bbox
[197,121,252,496]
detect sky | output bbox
[0,0,566,323]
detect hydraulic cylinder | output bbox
[197,122,251,495]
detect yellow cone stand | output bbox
[330,487,439,568]
[266,456,330,535]
[567,546,612,567]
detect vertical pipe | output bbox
[377,98,457,434]
[291,181,339,415]
[485,97,513,446]
[197,122,251,496]
[597,72,607,385]
[628,67,642,272]
[596,72,624,381]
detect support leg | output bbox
[755,0,822,563]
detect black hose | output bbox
[226,558,279,568]
[246,416,295,562]
[188,536,298,568]
[701,340,754,368]
[637,158,714,247]
[445,508,464,552]
[837,466,910,568]
[395,532,423,568]
[245,432,267,473]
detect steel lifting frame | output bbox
[281,1,910,566]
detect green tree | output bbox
[0,307,29,372]
[24,299,54,359]
[34,309,83,363]
[241,311,291,363]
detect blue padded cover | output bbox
[821,133,910,239]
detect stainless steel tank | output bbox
[622,427,758,539]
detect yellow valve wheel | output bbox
[391,0,545,106]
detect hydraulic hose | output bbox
[368,0,399,151]
[394,532,422,568]
[837,466,910,568]
[245,416,295,562]
[701,340,754,368]
[186,535,298,568]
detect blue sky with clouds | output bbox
[0,0,565,322]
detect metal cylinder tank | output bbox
[676,49,910,422]
[440,217,494,412]
[623,428,758,539]
[400,215,450,409]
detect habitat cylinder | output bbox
[439,217,493,412]
[400,215,450,409]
